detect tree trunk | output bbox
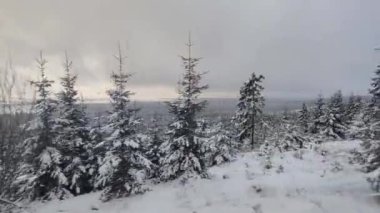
[251,114,255,149]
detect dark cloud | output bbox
[1,0,379,100]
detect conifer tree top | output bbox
[237,72,265,113]
[58,52,78,107]
[107,44,135,114]
[160,34,209,180]
[370,67,380,107]
[167,33,208,115]
[31,51,54,100]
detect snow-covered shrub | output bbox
[252,203,263,213]
[293,150,305,160]
[258,140,274,157]
[278,125,308,152]
[276,165,284,173]
[258,141,275,169]
[367,170,380,192]
[330,161,343,173]
[348,148,366,165]
[263,158,273,170]
[204,121,238,166]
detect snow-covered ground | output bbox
[26,140,379,213]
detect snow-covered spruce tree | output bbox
[298,102,310,133]
[234,72,265,149]
[311,94,326,134]
[256,119,278,170]
[87,113,107,188]
[322,90,347,139]
[95,46,151,201]
[368,66,380,139]
[345,94,362,124]
[160,36,209,181]
[365,67,380,192]
[345,95,367,139]
[259,113,283,151]
[54,53,93,196]
[205,120,238,166]
[145,116,164,178]
[275,108,308,152]
[278,124,308,152]
[14,52,69,200]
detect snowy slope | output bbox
[26,140,379,213]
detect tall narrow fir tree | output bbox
[234,73,265,149]
[160,34,209,180]
[366,66,380,192]
[322,90,347,139]
[54,53,93,196]
[15,52,69,200]
[95,45,151,201]
[311,94,325,134]
[299,102,310,133]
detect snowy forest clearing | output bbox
[26,140,378,213]
[2,2,380,212]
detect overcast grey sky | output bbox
[1,0,380,101]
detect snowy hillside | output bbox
[26,140,379,213]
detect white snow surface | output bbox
[27,140,379,213]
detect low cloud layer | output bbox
[1,0,380,101]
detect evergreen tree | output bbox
[234,72,265,149]
[345,94,356,123]
[95,46,151,201]
[298,102,310,133]
[311,94,325,134]
[322,90,347,139]
[345,95,367,139]
[259,114,283,153]
[345,94,362,124]
[54,53,93,196]
[160,35,209,181]
[368,66,380,138]
[277,108,308,152]
[14,52,69,200]
[347,108,368,140]
[279,125,308,152]
[355,96,363,112]
[366,67,380,192]
[145,116,164,178]
[205,121,237,166]
[88,113,106,188]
